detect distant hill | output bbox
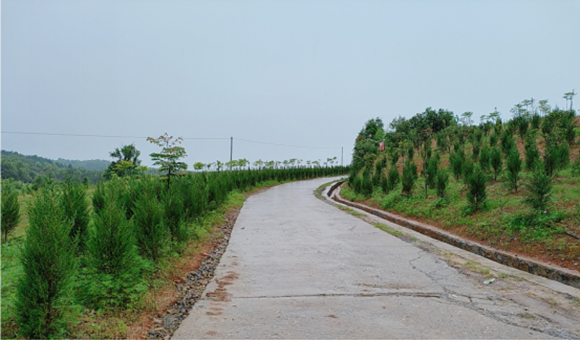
[56,158,110,171]
[1,150,107,184]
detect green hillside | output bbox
[1,150,105,184]
[345,102,580,273]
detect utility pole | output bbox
[230,137,233,162]
[341,147,343,166]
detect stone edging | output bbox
[327,181,580,290]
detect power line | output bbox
[2,131,340,150]
[1,131,229,140]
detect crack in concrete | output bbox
[205,291,447,300]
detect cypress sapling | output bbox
[16,188,77,339]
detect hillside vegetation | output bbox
[1,150,107,185]
[344,99,580,273]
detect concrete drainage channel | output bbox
[326,181,580,290]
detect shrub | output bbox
[16,188,77,339]
[467,165,487,212]
[1,187,20,242]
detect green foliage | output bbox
[471,140,480,161]
[60,180,90,253]
[500,130,517,156]
[524,134,540,171]
[148,133,189,189]
[489,132,498,147]
[104,144,144,180]
[531,114,541,130]
[163,188,187,242]
[508,211,565,242]
[380,171,389,193]
[83,183,145,309]
[479,145,490,172]
[388,166,399,190]
[401,161,416,197]
[544,140,570,176]
[1,186,20,242]
[132,178,169,263]
[462,159,474,184]
[450,150,464,181]
[352,118,384,170]
[436,168,449,198]
[523,162,552,211]
[490,147,503,181]
[16,188,77,339]
[505,149,522,192]
[466,165,487,212]
[425,156,439,190]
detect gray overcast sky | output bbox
[2,0,579,167]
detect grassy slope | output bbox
[342,130,580,273]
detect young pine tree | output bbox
[450,151,464,181]
[524,134,540,171]
[132,181,169,263]
[490,147,503,181]
[401,161,416,197]
[60,180,90,253]
[16,188,77,339]
[471,140,481,161]
[1,187,20,242]
[467,165,487,212]
[523,161,552,211]
[479,145,491,172]
[380,171,389,194]
[505,149,522,192]
[388,167,399,190]
[436,169,449,198]
[85,184,144,309]
[462,159,475,185]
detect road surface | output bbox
[172,177,576,339]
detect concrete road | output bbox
[172,177,573,339]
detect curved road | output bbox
[173,177,573,339]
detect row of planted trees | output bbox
[349,96,579,215]
[193,157,340,172]
[4,133,348,339]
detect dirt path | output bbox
[172,177,580,339]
